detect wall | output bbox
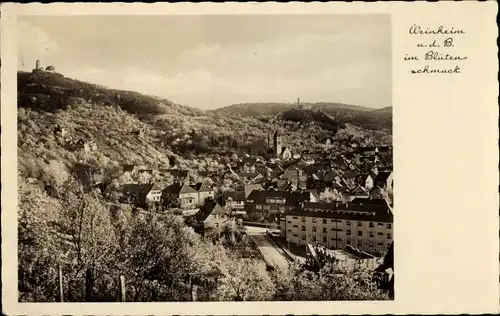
[180,192,199,208]
[285,214,393,256]
[199,190,214,203]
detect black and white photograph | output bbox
[16,14,394,302]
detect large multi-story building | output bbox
[282,198,393,256]
[245,189,317,222]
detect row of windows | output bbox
[291,225,392,236]
[256,205,289,211]
[290,217,392,229]
[290,234,392,247]
[288,229,392,239]
[266,198,286,204]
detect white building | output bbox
[283,198,393,256]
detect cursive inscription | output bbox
[409,24,465,35]
[405,24,468,75]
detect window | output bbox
[312,227,317,232]
[312,218,317,223]
[377,232,383,236]
[301,235,306,241]
[331,228,342,232]
[330,219,335,222]
[292,216,298,219]
[293,225,298,228]
[357,241,362,247]
[287,221,291,224]
[369,233,374,238]
[288,229,292,232]
[357,222,362,227]
[302,226,306,231]
[293,234,298,237]
[323,237,327,243]
[312,236,316,242]
[387,233,392,239]
[323,227,327,233]
[377,242,384,246]
[347,221,351,226]
[386,223,392,229]
[322,219,327,224]
[301,217,306,222]
[358,231,362,237]
[369,222,374,228]
[346,230,351,236]
[378,223,384,226]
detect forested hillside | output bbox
[213,102,393,133]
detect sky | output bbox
[18,15,391,110]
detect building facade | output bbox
[284,199,393,256]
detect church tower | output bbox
[273,130,282,156]
[267,133,274,149]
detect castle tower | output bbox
[36,59,40,71]
[274,130,282,156]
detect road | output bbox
[245,226,290,270]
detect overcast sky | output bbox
[18,15,391,110]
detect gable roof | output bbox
[192,180,213,192]
[375,171,392,184]
[246,189,312,206]
[123,183,161,196]
[180,182,198,194]
[164,182,197,195]
[244,183,263,198]
[196,200,226,221]
[223,190,246,201]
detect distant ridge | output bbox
[212,102,392,132]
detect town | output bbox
[46,107,394,298]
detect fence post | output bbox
[58,264,64,302]
[191,284,198,302]
[120,275,126,302]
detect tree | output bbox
[270,262,389,301]
[59,182,118,301]
[18,178,63,302]
[41,160,69,190]
[213,248,275,301]
[319,188,343,202]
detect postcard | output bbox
[1,2,498,315]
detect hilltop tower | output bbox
[36,59,40,71]
[273,130,282,156]
[297,97,300,106]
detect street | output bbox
[245,226,290,270]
